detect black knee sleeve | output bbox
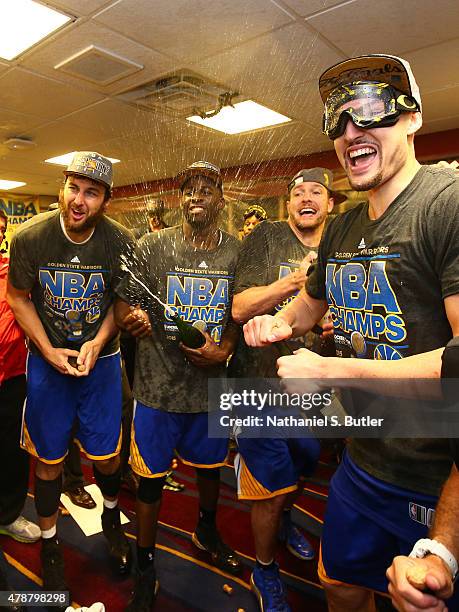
[195,467,220,481]
[93,464,121,498]
[35,475,62,518]
[137,476,165,504]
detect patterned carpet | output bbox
[0,455,336,611]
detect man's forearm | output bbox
[232,276,302,324]
[114,298,132,330]
[325,347,443,380]
[219,319,240,359]
[7,288,53,356]
[430,464,459,560]
[274,289,328,337]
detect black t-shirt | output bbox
[9,211,135,357]
[307,165,459,495]
[229,221,319,378]
[116,226,240,413]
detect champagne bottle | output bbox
[171,314,206,348]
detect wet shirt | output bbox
[307,165,459,494]
[230,221,319,378]
[116,226,240,413]
[8,211,134,357]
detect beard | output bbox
[293,212,326,232]
[183,208,216,231]
[59,197,105,234]
[348,170,384,191]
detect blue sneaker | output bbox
[279,513,315,561]
[251,563,291,612]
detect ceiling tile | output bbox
[277,0,354,17]
[192,23,342,101]
[404,39,459,95]
[307,0,459,56]
[57,98,164,140]
[420,85,459,123]
[0,69,104,120]
[94,0,293,62]
[20,21,176,96]
[420,116,459,136]
[182,121,332,168]
[0,108,47,141]
[46,0,113,16]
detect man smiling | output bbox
[7,152,134,602]
[115,161,241,610]
[230,168,339,612]
[242,54,459,610]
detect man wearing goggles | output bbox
[323,80,420,140]
[242,53,459,611]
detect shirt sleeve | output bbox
[425,178,459,299]
[233,223,270,293]
[7,229,36,291]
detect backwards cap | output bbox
[318,54,422,111]
[288,167,346,204]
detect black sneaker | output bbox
[41,539,67,591]
[101,507,132,576]
[125,564,159,612]
[192,523,241,575]
[41,539,68,611]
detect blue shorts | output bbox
[130,401,229,478]
[22,352,122,463]
[320,451,438,593]
[235,437,320,500]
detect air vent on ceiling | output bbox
[54,45,143,85]
[3,137,36,151]
[117,70,228,116]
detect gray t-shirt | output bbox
[116,226,240,413]
[229,221,321,378]
[307,165,459,495]
[8,210,134,357]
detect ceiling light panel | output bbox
[0,180,26,190]
[0,0,72,61]
[45,152,120,166]
[187,100,291,134]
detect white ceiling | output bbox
[0,0,458,195]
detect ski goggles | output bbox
[322,81,420,140]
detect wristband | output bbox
[409,538,458,581]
